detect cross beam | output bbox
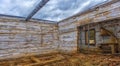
[25,0,50,21]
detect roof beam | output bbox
[25,0,49,21]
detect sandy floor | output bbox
[0,53,120,66]
[68,53,120,66]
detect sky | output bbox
[0,0,108,22]
[0,0,41,17]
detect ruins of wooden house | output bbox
[0,0,120,66]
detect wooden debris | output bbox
[0,53,120,66]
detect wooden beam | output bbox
[25,0,50,21]
[31,57,41,63]
[27,55,64,66]
[101,27,118,42]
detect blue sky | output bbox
[0,0,108,21]
[0,0,41,17]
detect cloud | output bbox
[0,0,41,17]
[33,0,108,22]
[0,0,108,21]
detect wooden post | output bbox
[79,26,83,52]
[41,27,43,47]
[88,24,90,48]
[110,45,115,54]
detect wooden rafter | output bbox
[25,0,50,21]
[101,27,118,42]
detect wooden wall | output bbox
[0,18,59,59]
[0,0,120,59]
[58,1,120,53]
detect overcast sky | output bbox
[0,0,108,22]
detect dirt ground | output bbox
[0,53,120,66]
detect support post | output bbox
[88,24,90,48]
[79,26,83,52]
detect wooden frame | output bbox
[85,29,96,46]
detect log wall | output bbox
[58,1,120,53]
[0,0,120,59]
[0,17,59,59]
